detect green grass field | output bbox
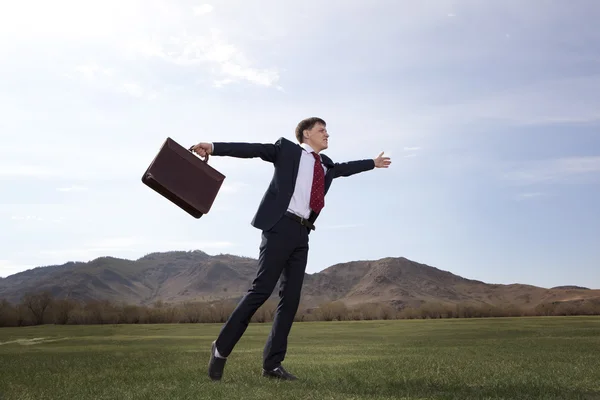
[1,317,599,400]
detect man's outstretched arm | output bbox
[333,152,391,178]
[190,138,281,163]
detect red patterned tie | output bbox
[310,152,325,213]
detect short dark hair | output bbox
[295,117,326,143]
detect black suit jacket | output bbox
[212,137,375,231]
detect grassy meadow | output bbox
[1,317,599,400]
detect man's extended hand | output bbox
[374,152,391,168]
[190,142,213,158]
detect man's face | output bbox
[305,123,329,152]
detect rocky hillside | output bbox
[1,251,598,310]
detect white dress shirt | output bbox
[287,143,328,219]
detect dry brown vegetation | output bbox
[1,291,599,327]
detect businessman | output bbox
[191,117,391,381]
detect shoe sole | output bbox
[261,369,297,381]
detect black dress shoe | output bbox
[208,341,227,381]
[262,365,298,381]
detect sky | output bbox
[1,0,599,289]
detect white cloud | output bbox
[559,157,600,174]
[39,237,144,260]
[39,248,139,261]
[89,237,143,249]
[0,0,144,40]
[219,60,279,87]
[213,78,234,88]
[37,237,235,265]
[404,147,421,151]
[10,215,64,224]
[0,260,36,278]
[220,182,249,194]
[515,192,546,200]
[11,215,44,221]
[193,4,214,16]
[56,185,88,192]
[120,82,145,98]
[74,63,114,80]
[320,223,365,230]
[134,29,280,88]
[161,240,234,250]
[0,160,134,181]
[503,156,600,185]
[69,64,157,100]
[434,75,600,126]
[0,165,62,178]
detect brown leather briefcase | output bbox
[141,137,225,218]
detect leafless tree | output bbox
[22,291,53,325]
[52,298,78,324]
[0,299,17,327]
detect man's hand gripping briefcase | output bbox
[141,137,225,218]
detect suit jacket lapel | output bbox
[321,154,334,170]
[320,154,335,194]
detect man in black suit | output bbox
[191,117,391,381]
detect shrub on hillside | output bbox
[2,291,599,327]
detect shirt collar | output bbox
[300,143,317,154]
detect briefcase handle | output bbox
[188,145,209,163]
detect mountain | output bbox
[1,251,598,310]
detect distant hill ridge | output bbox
[1,251,598,310]
[551,286,590,290]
